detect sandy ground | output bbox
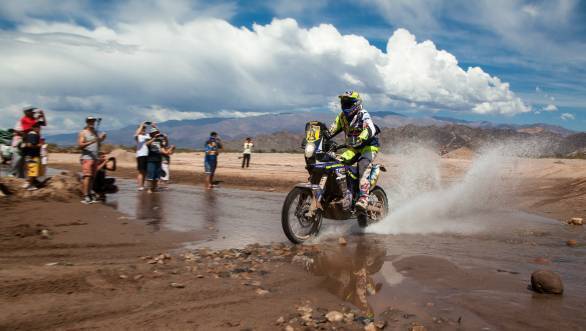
[1,151,585,330]
[50,150,586,220]
[51,151,309,192]
[0,200,355,330]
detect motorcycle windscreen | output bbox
[304,122,324,158]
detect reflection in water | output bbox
[101,179,285,245]
[202,190,218,225]
[310,239,387,316]
[136,193,164,231]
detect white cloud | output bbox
[0,17,529,133]
[542,104,558,112]
[560,113,575,121]
[135,106,270,123]
[521,4,539,17]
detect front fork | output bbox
[297,174,327,218]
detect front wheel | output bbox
[357,186,389,228]
[282,187,322,244]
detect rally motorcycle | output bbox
[281,121,389,244]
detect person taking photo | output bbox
[78,116,106,204]
[242,137,253,168]
[134,121,151,191]
[22,123,42,190]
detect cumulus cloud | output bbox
[542,103,558,112]
[133,106,270,123]
[560,113,575,121]
[0,15,529,133]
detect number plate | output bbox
[306,125,321,142]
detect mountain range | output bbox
[46,111,578,151]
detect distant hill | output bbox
[45,111,410,147]
[221,124,585,158]
[431,115,576,137]
[45,111,579,155]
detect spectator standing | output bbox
[134,121,151,191]
[160,134,175,189]
[146,127,164,193]
[40,138,48,178]
[21,123,42,190]
[10,126,24,178]
[204,132,222,189]
[242,137,254,168]
[11,107,46,178]
[78,117,106,204]
[21,107,47,132]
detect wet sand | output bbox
[0,199,349,330]
[1,153,585,330]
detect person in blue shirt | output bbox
[204,132,222,189]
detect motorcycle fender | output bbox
[294,183,324,210]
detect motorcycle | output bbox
[281,121,389,244]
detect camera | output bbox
[145,121,152,125]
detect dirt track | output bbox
[0,200,352,330]
[1,152,585,330]
[51,150,586,220]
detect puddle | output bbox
[308,239,397,315]
[307,230,586,329]
[6,167,586,328]
[104,179,288,248]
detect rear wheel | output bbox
[282,187,322,244]
[357,186,389,228]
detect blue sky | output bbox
[0,0,584,132]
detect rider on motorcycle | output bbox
[329,91,380,212]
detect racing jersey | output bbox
[329,108,379,147]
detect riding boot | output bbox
[355,171,372,211]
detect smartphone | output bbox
[144,121,152,125]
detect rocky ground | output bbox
[0,197,430,330]
[1,152,585,330]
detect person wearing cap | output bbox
[22,122,42,190]
[20,106,47,133]
[78,116,106,204]
[11,106,46,178]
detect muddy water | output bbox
[105,179,287,248]
[100,178,584,329]
[309,215,586,330]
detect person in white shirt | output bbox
[10,122,25,178]
[40,138,48,178]
[242,137,254,168]
[134,121,152,191]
